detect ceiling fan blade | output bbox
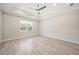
[39,6,46,11]
[29,7,38,11]
[70,3,74,6]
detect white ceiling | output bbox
[0,3,79,20]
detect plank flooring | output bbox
[0,35,79,55]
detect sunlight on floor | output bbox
[19,38,33,51]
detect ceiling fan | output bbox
[70,3,74,6]
[30,4,46,15]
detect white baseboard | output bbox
[40,34,79,44]
[0,34,39,43]
[1,34,79,45]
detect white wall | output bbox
[40,9,79,43]
[0,11,2,40]
[2,13,39,40]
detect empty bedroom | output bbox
[0,3,79,55]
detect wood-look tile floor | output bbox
[0,35,79,55]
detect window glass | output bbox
[20,21,33,31]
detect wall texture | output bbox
[40,9,79,44]
[2,13,39,40]
[0,11,2,40]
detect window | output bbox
[20,21,33,31]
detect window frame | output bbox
[20,20,33,32]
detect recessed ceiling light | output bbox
[53,3,56,6]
